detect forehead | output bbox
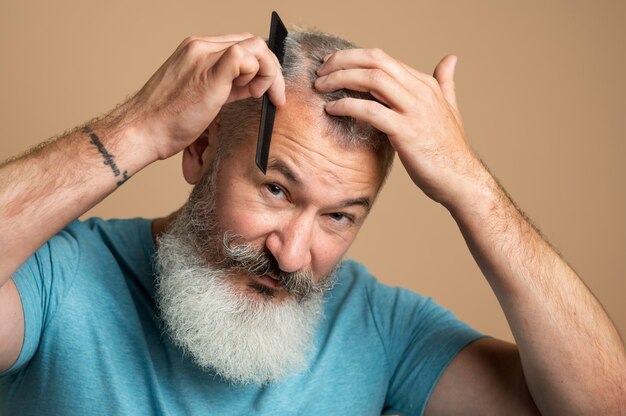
[255,97,382,198]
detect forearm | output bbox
[0,33,286,290]
[0,103,155,287]
[448,170,626,414]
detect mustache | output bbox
[220,232,336,301]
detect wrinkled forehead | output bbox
[213,97,382,209]
[267,96,383,190]
[218,92,387,200]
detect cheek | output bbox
[212,169,277,238]
[213,193,282,240]
[311,234,354,281]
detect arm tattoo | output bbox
[83,126,129,186]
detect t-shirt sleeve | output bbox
[363,270,486,415]
[0,224,82,377]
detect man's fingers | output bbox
[236,37,277,77]
[318,48,448,104]
[236,36,285,102]
[232,71,257,88]
[324,98,401,137]
[179,34,286,106]
[209,45,260,97]
[315,68,414,112]
[176,33,256,57]
[185,32,256,45]
[208,37,285,106]
[433,55,459,112]
[318,48,432,90]
[266,67,286,106]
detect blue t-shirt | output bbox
[0,218,484,415]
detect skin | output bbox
[315,48,626,414]
[158,95,382,302]
[1,32,625,415]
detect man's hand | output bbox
[130,33,286,161]
[0,33,285,372]
[316,48,626,414]
[315,49,484,209]
[0,32,286,286]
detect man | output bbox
[0,28,624,415]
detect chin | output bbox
[154,221,327,384]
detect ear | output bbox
[182,118,220,185]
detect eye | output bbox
[265,183,286,198]
[328,212,354,224]
[329,213,345,221]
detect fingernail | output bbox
[326,100,336,107]
[323,53,331,62]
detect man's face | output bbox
[212,98,382,302]
[154,97,382,384]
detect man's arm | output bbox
[0,33,285,371]
[427,338,540,415]
[0,109,151,295]
[315,49,626,414]
[0,105,151,371]
[437,163,626,414]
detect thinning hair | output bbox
[218,28,395,185]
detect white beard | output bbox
[154,228,325,385]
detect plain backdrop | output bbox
[1,1,624,343]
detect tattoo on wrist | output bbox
[83,127,129,186]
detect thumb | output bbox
[433,54,459,112]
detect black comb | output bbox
[255,11,288,174]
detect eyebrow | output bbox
[268,159,301,185]
[266,158,372,213]
[338,197,371,213]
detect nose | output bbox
[265,211,314,273]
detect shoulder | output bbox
[335,263,487,415]
[331,259,432,313]
[21,216,157,301]
[332,259,395,294]
[326,259,446,339]
[15,216,155,284]
[64,217,153,246]
[326,259,386,309]
[331,258,483,356]
[56,217,154,262]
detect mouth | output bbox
[253,274,283,289]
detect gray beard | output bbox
[153,163,336,385]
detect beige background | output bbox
[1,1,624,343]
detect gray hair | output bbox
[218,28,395,185]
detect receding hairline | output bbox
[217,27,396,188]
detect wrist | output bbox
[443,164,504,223]
[88,100,159,174]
